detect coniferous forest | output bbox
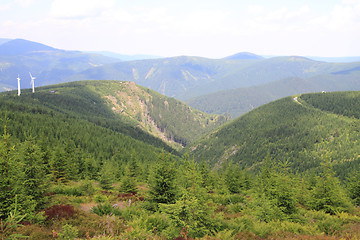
[2,82,360,239]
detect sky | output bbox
[0,0,359,58]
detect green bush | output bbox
[90,202,121,216]
[94,194,108,203]
[52,184,84,196]
[80,179,95,195]
[57,224,78,240]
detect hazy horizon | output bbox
[0,0,359,58]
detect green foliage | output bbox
[16,138,48,210]
[224,161,252,193]
[160,192,222,239]
[93,194,108,203]
[189,93,360,179]
[308,164,352,214]
[148,153,178,205]
[51,183,84,197]
[347,171,360,206]
[0,82,182,187]
[57,224,78,240]
[99,161,116,190]
[120,174,137,194]
[0,120,15,219]
[0,196,27,240]
[91,202,121,216]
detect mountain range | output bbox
[1,38,360,118]
[2,78,360,179]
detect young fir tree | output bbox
[148,152,177,205]
[0,121,15,219]
[16,137,48,212]
[99,161,116,190]
[309,161,353,214]
[224,161,251,194]
[254,155,297,219]
[119,159,138,194]
[50,147,68,183]
[347,170,360,206]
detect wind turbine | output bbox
[29,72,35,93]
[17,75,21,96]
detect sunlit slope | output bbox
[1,80,227,148]
[188,92,360,177]
[0,84,179,169]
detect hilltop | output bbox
[0,38,57,56]
[188,91,360,178]
[223,52,264,60]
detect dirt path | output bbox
[293,96,301,104]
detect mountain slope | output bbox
[0,38,57,56]
[0,83,184,178]
[65,56,244,98]
[188,92,360,177]
[187,69,360,118]
[2,80,227,148]
[0,39,120,91]
[66,55,360,100]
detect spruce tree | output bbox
[99,161,116,190]
[148,152,177,204]
[309,162,352,214]
[0,121,14,219]
[16,137,48,211]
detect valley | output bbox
[1,39,360,239]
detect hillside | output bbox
[66,55,360,100]
[187,69,360,118]
[188,91,360,178]
[65,56,245,98]
[1,80,227,148]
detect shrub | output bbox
[44,204,76,221]
[80,179,95,196]
[94,194,108,203]
[91,202,121,216]
[52,184,84,196]
[57,224,78,240]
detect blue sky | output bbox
[0,0,359,58]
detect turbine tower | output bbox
[29,72,36,93]
[17,75,21,96]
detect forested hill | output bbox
[0,80,227,149]
[188,91,360,178]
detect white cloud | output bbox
[14,0,34,7]
[0,3,10,11]
[49,0,115,19]
[342,0,360,4]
